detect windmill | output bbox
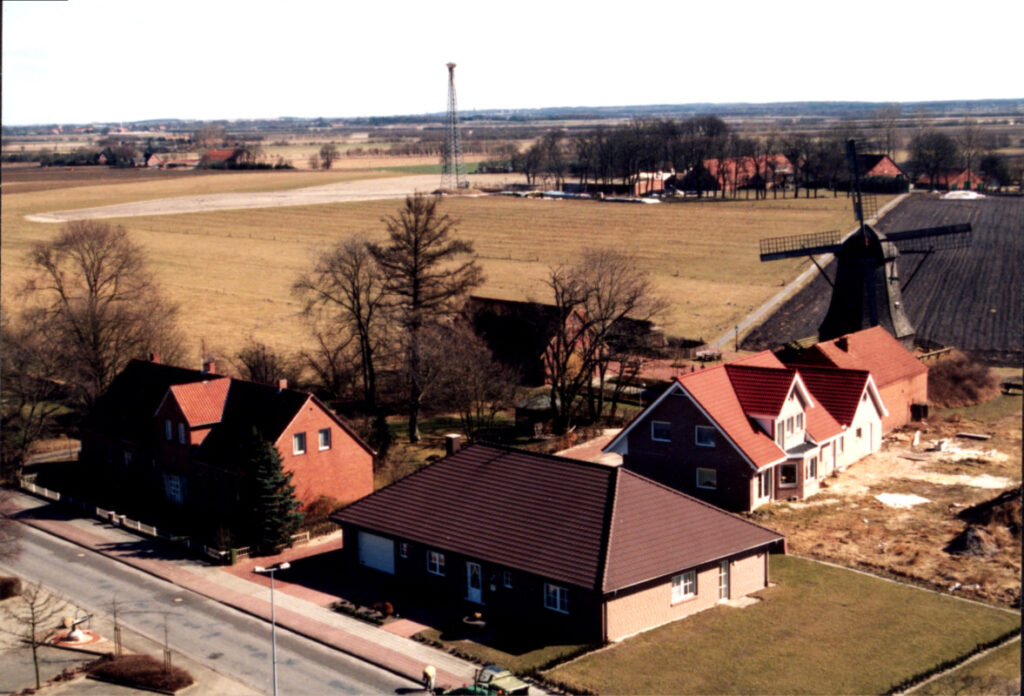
[759,140,971,349]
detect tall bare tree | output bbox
[0,315,65,481]
[369,195,483,443]
[0,581,70,690]
[294,237,391,451]
[544,249,664,434]
[319,143,340,170]
[958,119,985,189]
[233,340,302,387]
[25,221,183,409]
[873,103,902,159]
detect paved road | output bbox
[1,525,417,695]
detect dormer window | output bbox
[796,413,803,430]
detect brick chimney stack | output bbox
[149,353,161,364]
[278,378,288,392]
[202,359,216,375]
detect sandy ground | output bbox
[24,173,524,223]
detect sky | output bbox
[3,0,1022,126]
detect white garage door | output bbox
[358,531,395,574]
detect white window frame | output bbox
[163,473,183,505]
[651,421,672,443]
[786,416,794,434]
[293,432,307,455]
[544,583,569,614]
[177,422,186,445]
[780,463,798,488]
[796,413,803,430]
[695,426,716,448]
[318,427,331,451]
[696,467,717,490]
[806,456,817,480]
[671,570,696,603]
[758,469,772,498]
[427,550,446,576]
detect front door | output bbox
[718,560,730,601]
[466,562,483,604]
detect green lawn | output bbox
[935,392,1022,423]
[913,638,1020,695]
[546,555,1020,695]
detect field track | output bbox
[23,174,519,222]
[742,195,1024,365]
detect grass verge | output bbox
[545,555,1020,695]
[911,638,1020,695]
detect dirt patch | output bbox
[755,412,1022,607]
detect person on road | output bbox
[422,664,436,694]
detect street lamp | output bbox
[253,562,290,696]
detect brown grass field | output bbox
[1,165,879,366]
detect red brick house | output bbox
[703,154,793,192]
[786,326,928,432]
[81,358,373,532]
[915,169,985,191]
[856,154,907,179]
[333,443,783,642]
[605,351,886,512]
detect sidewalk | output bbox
[8,491,478,692]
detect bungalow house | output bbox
[604,351,886,512]
[80,357,374,534]
[785,326,927,432]
[332,443,784,643]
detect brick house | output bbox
[702,155,793,192]
[855,154,907,179]
[605,351,886,512]
[786,326,927,432]
[333,443,783,642]
[915,169,985,191]
[80,357,373,533]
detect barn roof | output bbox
[795,326,926,389]
[333,443,782,593]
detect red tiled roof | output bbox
[795,366,871,427]
[724,364,795,417]
[800,327,926,389]
[334,444,782,593]
[169,378,230,426]
[674,366,786,468]
[201,148,237,162]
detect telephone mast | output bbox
[441,62,467,190]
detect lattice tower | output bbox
[441,62,467,190]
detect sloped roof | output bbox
[724,364,795,416]
[796,326,926,389]
[168,378,230,426]
[83,359,214,442]
[334,444,782,593]
[795,365,871,427]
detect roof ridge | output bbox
[599,467,621,592]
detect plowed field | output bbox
[743,195,1024,365]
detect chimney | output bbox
[278,378,288,392]
[149,353,161,364]
[202,359,216,375]
[444,433,462,456]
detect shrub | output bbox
[88,654,194,692]
[0,576,22,599]
[928,351,999,407]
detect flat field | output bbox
[2,165,875,365]
[546,555,1019,695]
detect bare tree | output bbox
[0,581,70,690]
[873,103,902,159]
[424,323,518,438]
[544,249,664,434]
[910,129,959,190]
[0,315,66,481]
[24,221,183,409]
[294,237,392,452]
[957,119,985,189]
[233,340,302,387]
[369,195,483,443]
[319,143,340,170]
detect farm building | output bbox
[855,154,907,180]
[915,169,985,191]
[199,148,249,168]
[605,351,886,512]
[785,326,927,433]
[332,443,784,642]
[700,155,793,192]
[80,357,374,536]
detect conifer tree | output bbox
[242,429,303,555]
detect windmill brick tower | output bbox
[441,62,467,190]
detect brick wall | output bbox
[879,373,927,433]
[277,398,373,508]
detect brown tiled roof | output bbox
[604,469,782,591]
[795,365,871,427]
[334,444,782,592]
[797,326,926,389]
